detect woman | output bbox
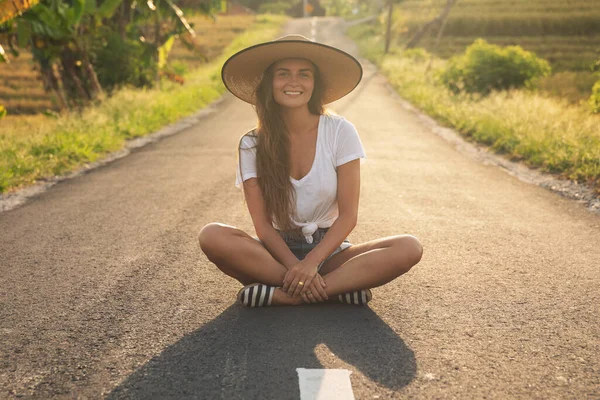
[198,34,423,307]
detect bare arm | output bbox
[243,177,298,269]
[303,158,360,266]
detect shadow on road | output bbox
[108,304,416,399]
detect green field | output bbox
[395,0,600,69]
[390,0,600,102]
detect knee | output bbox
[397,235,423,269]
[198,223,227,257]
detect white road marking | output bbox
[297,368,355,400]
[311,17,317,40]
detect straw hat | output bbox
[221,34,363,105]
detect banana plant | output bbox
[0,42,6,62]
[0,0,41,24]
[129,0,218,85]
[17,0,103,107]
[0,0,108,108]
[1,0,41,61]
[1,0,219,111]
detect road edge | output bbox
[0,97,225,214]
[384,82,600,215]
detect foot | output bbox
[237,283,276,307]
[271,288,304,306]
[237,284,303,307]
[336,289,372,305]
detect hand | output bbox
[301,273,328,304]
[282,260,319,298]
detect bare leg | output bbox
[198,223,302,305]
[318,235,423,297]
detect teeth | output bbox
[284,91,302,95]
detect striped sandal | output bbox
[237,283,277,307]
[338,289,372,305]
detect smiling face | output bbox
[271,58,316,109]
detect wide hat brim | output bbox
[221,35,363,105]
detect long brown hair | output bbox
[241,59,325,233]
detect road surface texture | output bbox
[1,18,599,399]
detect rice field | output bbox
[385,0,600,103]
[394,0,600,69]
[0,14,256,115]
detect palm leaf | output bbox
[163,0,195,37]
[0,0,41,24]
[0,43,8,62]
[64,0,84,26]
[157,34,174,69]
[96,0,122,18]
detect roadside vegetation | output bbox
[0,14,287,194]
[346,0,600,193]
[396,0,600,104]
[0,14,262,115]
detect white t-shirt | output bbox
[236,113,366,243]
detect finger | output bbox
[318,274,329,300]
[308,282,324,302]
[282,271,290,292]
[288,277,300,297]
[318,274,327,288]
[304,287,318,303]
[309,288,323,303]
[298,275,315,296]
[293,281,304,297]
[301,293,311,304]
[308,275,325,299]
[294,276,311,298]
[283,270,297,294]
[314,281,328,301]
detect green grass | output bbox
[348,23,600,192]
[0,14,288,194]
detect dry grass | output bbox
[537,71,599,105]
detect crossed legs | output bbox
[198,223,423,305]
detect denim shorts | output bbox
[277,228,352,270]
[254,227,351,270]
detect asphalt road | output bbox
[1,17,599,399]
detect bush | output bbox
[0,105,6,119]
[258,1,291,14]
[589,80,600,114]
[401,48,431,62]
[439,39,551,95]
[93,31,156,93]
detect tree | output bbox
[0,0,41,62]
[384,0,392,53]
[0,0,41,24]
[1,0,219,111]
[405,0,457,50]
[6,0,104,108]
